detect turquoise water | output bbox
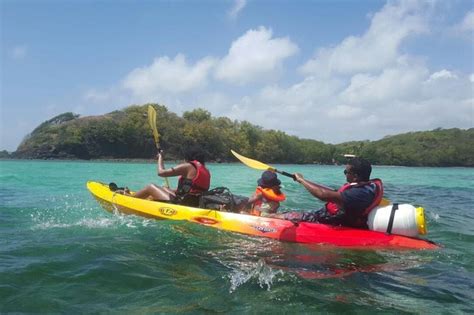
[1,160,473,313]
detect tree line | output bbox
[11,104,474,167]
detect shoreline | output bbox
[0,157,472,168]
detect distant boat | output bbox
[343,154,356,158]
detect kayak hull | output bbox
[86,181,439,250]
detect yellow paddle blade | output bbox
[147,105,160,146]
[380,197,390,206]
[148,105,170,188]
[230,150,274,171]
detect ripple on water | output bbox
[1,162,473,313]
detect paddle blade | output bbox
[230,150,273,171]
[147,106,169,188]
[147,105,160,146]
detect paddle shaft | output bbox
[230,150,336,191]
[230,150,389,203]
[273,168,336,191]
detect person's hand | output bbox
[156,148,163,159]
[294,173,304,183]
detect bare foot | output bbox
[116,187,132,196]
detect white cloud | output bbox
[224,76,346,140]
[427,69,458,82]
[300,0,430,76]
[79,0,472,146]
[340,58,428,105]
[122,54,217,100]
[422,70,471,99]
[215,26,299,84]
[459,10,474,32]
[228,0,246,19]
[223,10,472,143]
[328,105,362,119]
[225,64,472,144]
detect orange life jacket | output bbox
[250,186,286,216]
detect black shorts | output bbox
[282,210,323,222]
[173,194,201,207]
[284,208,341,224]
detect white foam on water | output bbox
[78,217,117,228]
[33,221,75,229]
[430,212,440,221]
[32,217,116,230]
[30,206,154,230]
[228,259,284,293]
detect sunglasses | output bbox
[344,169,352,175]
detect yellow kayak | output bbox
[86,181,439,250]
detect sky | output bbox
[1,0,473,151]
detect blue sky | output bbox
[1,0,473,151]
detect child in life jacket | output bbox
[246,171,286,216]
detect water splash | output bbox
[30,201,154,231]
[32,217,118,230]
[228,259,284,293]
[430,212,440,221]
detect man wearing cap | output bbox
[285,158,383,228]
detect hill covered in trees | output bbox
[10,104,474,166]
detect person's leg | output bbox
[266,211,310,221]
[266,209,326,223]
[233,196,250,213]
[265,212,293,219]
[133,184,174,201]
[284,212,305,221]
[161,187,176,195]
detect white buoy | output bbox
[367,204,426,237]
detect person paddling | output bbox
[117,146,211,207]
[276,158,383,228]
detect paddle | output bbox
[230,150,335,191]
[231,150,390,204]
[147,105,170,188]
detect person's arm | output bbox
[246,192,262,206]
[156,152,190,178]
[294,173,343,206]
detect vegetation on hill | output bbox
[12,104,473,166]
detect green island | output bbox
[2,104,472,167]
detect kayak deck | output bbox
[86,181,439,250]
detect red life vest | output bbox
[325,178,383,216]
[177,160,211,195]
[250,186,286,216]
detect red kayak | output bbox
[87,181,439,250]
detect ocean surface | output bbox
[1,160,473,313]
